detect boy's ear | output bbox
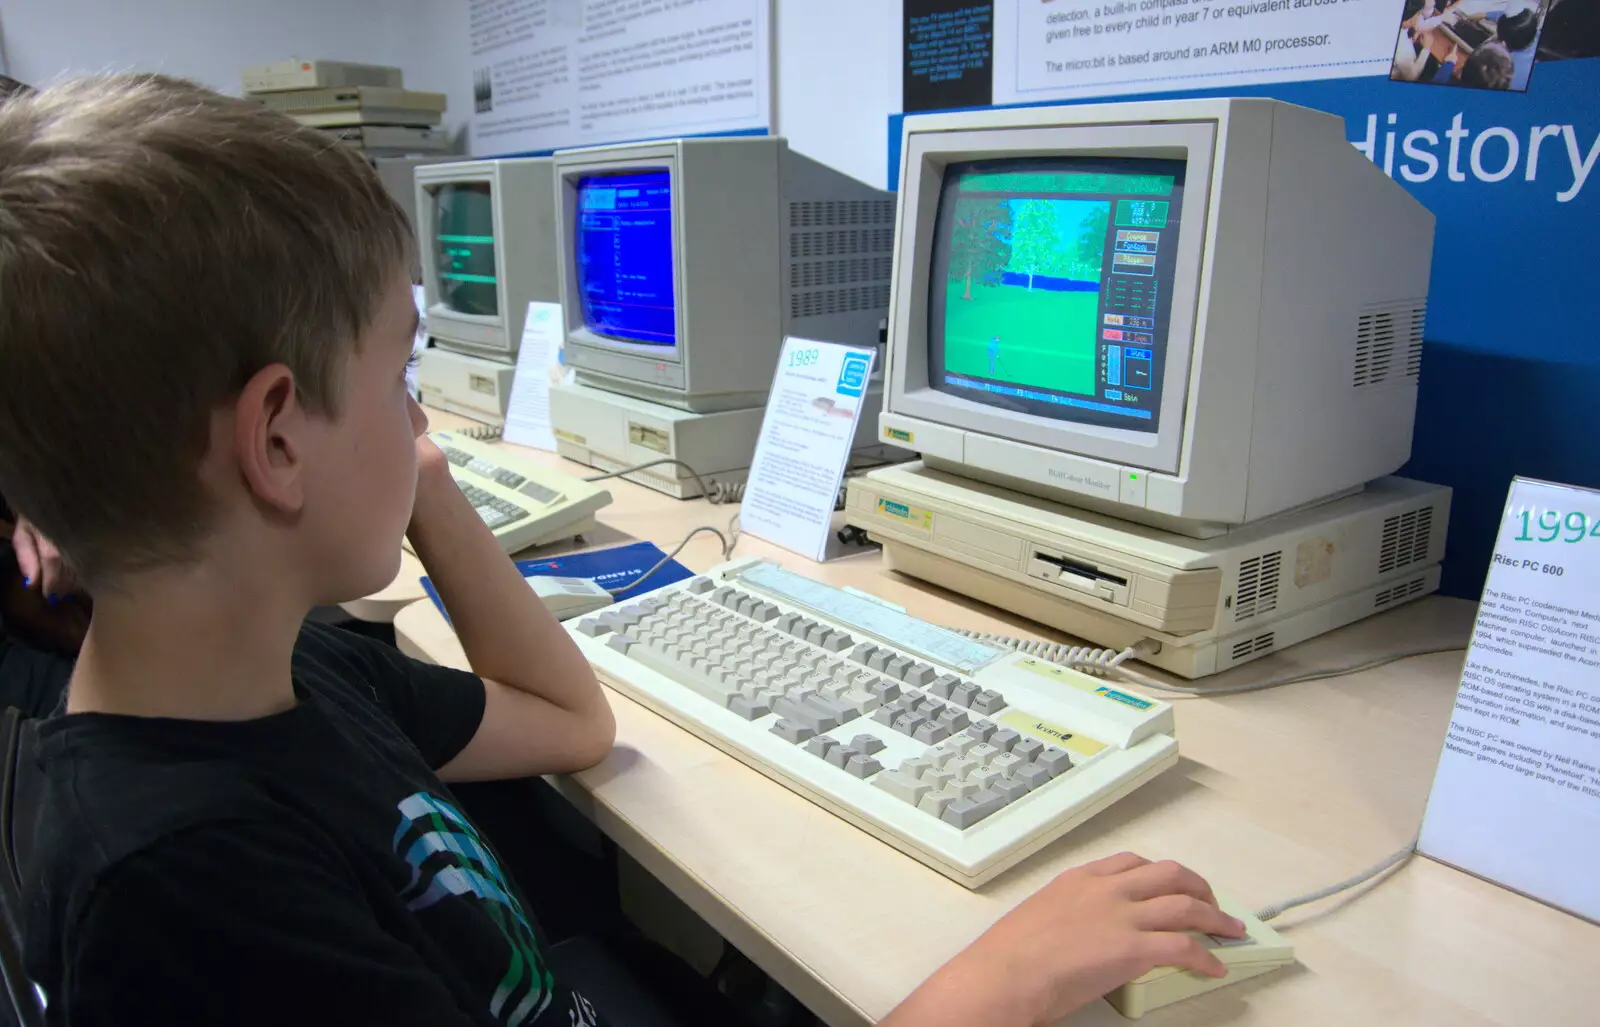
[233,364,308,515]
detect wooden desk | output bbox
[394,509,1600,1025]
[341,409,720,623]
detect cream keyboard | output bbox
[427,430,613,554]
[568,558,1179,887]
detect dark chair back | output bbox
[0,707,44,1027]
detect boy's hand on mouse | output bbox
[12,516,76,602]
[886,852,1245,1027]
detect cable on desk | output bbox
[945,629,1159,676]
[1130,645,1468,698]
[606,524,736,598]
[1254,839,1419,923]
[584,458,718,503]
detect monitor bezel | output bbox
[887,121,1215,476]
[558,156,684,367]
[417,165,509,331]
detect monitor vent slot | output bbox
[790,199,896,228]
[1373,574,1429,610]
[1229,632,1277,664]
[791,256,895,289]
[792,284,892,319]
[1353,299,1426,388]
[1233,550,1283,622]
[791,228,896,258]
[1378,506,1435,575]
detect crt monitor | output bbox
[553,137,896,413]
[880,98,1436,534]
[415,158,559,363]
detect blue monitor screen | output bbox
[576,170,676,347]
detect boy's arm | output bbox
[406,438,615,782]
[881,853,1245,1027]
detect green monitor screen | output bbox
[433,183,498,317]
[927,157,1186,434]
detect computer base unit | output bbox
[845,463,1451,679]
[418,348,514,425]
[551,380,906,500]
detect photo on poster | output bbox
[905,0,996,112]
[1390,0,1548,92]
[1536,0,1600,60]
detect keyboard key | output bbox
[825,745,858,770]
[750,602,780,623]
[576,618,611,637]
[942,790,1009,828]
[804,737,838,762]
[912,722,951,744]
[969,768,1004,792]
[776,612,802,634]
[966,742,1000,766]
[898,758,932,780]
[927,674,959,699]
[728,695,771,720]
[971,690,1008,715]
[1037,748,1074,776]
[992,777,1031,802]
[922,769,955,791]
[903,663,936,687]
[936,709,970,732]
[989,752,1026,778]
[1016,764,1053,790]
[873,771,929,804]
[606,634,637,655]
[869,680,901,703]
[842,755,880,778]
[884,656,913,680]
[990,729,1021,753]
[850,734,886,755]
[685,577,715,594]
[1012,738,1046,763]
[871,707,897,726]
[771,719,814,744]
[916,792,953,819]
[949,681,979,707]
[867,650,892,673]
[820,630,852,652]
[849,643,877,664]
[944,757,979,781]
[891,713,927,737]
[774,697,842,734]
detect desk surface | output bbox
[391,422,1600,1027]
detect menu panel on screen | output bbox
[433,183,499,317]
[927,158,1187,434]
[576,169,676,347]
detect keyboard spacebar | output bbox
[623,644,741,709]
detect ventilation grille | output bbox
[1233,550,1283,622]
[791,228,896,258]
[1230,632,1277,664]
[1373,575,1429,610]
[1378,506,1435,575]
[791,256,894,289]
[1353,300,1426,388]
[792,284,892,318]
[790,199,896,228]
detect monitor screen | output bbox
[575,169,676,347]
[927,158,1187,434]
[432,182,499,317]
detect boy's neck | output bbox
[69,562,308,722]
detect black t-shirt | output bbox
[22,621,606,1027]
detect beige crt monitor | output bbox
[880,98,1436,537]
[414,159,558,422]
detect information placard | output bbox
[740,339,876,562]
[1418,477,1600,923]
[502,301,562,451]
[467,0,771,156]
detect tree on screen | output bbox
[1071,204,1111,282]
[948,198,1012,300]
[1009,199,1067,291]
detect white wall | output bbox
[775,0,901,188]
[0,0,473,139]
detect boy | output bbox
[0,75,1243,1026]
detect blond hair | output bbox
[0,74,414,584]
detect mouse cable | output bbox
[606,524,736,598]
[1253,838,1419,923]
[946,628,1465,698]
